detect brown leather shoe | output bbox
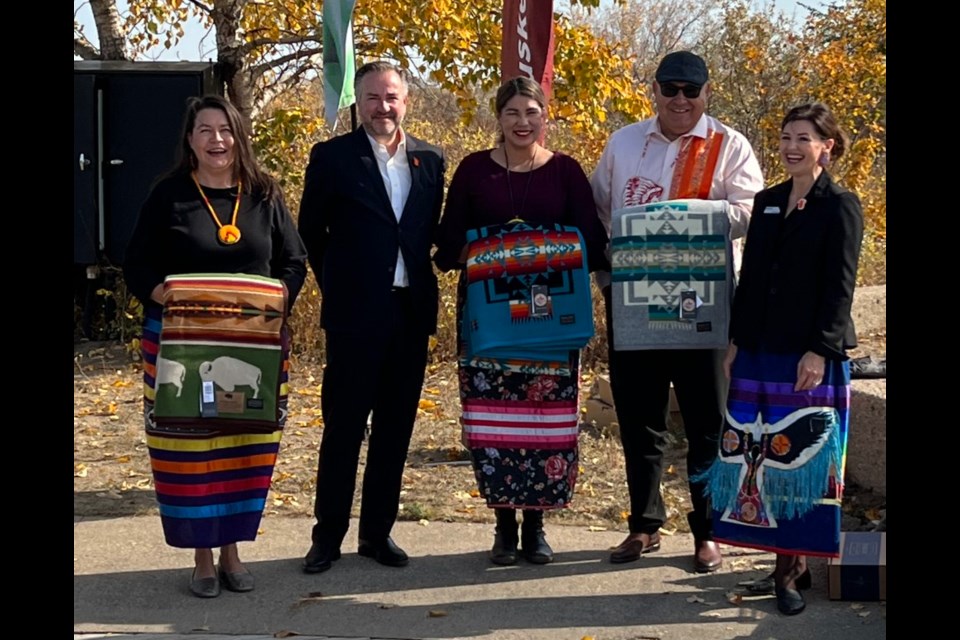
[609,532,661,564]
[694,540,722,573]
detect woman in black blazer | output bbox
[698,103,864,616]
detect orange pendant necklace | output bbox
[192,172,242,245]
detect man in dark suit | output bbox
[297,61,445,573]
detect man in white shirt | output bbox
[298,61,446,574]
[591,51,763,573]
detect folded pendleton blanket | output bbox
[463,221,594,361]
[153,273,287,434]
[611,199,733,350]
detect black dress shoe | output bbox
[358,536,409,567]
[776,586,806,615]
[743,569,812,595]
[303,542,342,574]
[610,532,661,564]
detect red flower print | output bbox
[545,455,567,482]
[526,376,559,401]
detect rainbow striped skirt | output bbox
[140,274,289,549]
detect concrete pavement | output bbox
[74,514,885,640]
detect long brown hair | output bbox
[170,95,280,202]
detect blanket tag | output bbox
[200,381,218,418]
[680,290,698,320]
[530,285,550,317]
[763,205,781,214]
[216,391,245,414]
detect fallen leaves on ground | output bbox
[73,345,886,532]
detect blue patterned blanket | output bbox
[463,221,594,361]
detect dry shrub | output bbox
[286,270,324,366]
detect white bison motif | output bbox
[198,356,263,399]
[156,357,186,397]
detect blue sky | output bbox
[74,1,818,62]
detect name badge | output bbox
[763,206,781,214]
[680,290,699,320]
[530,284,550,317]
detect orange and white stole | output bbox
[669,128,725,200]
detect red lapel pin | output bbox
[412,156,420,168]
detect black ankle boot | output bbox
[520,510,554,564]
[490,509,519,565]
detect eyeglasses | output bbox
[659,83,702,99]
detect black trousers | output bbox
[311,289,429,547]
[604,288,723,541]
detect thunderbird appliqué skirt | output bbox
[696,349,851,556]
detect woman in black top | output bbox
[124,96,306,598]
[699,103,864,616]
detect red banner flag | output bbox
[501,0,556,102]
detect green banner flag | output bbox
[323,0,358,131]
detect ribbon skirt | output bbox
[141,302,289,549]
[697,348,850,556]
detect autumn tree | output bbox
[74,1,648,127]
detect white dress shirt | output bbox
[590,114,764,287]
[367,131,413,287]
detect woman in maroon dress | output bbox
[434,77,608,565]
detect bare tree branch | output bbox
[75,36,100,60]
[187,0,215,13]
[244,34,323,49]
[248,47,322,78]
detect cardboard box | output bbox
[581,398,618,429]
[828,532,886,601]
[592,374,615,406]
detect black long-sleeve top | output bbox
[123,172,308,312]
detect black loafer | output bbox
[217,564,255,592]
[358,536,409,567]
[189,568,221,598]
[303,542,342,574]
[776,587,806,615]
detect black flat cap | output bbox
[655,51,709,86]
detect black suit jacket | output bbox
[298,127,446,334]
[730,170,863,360]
